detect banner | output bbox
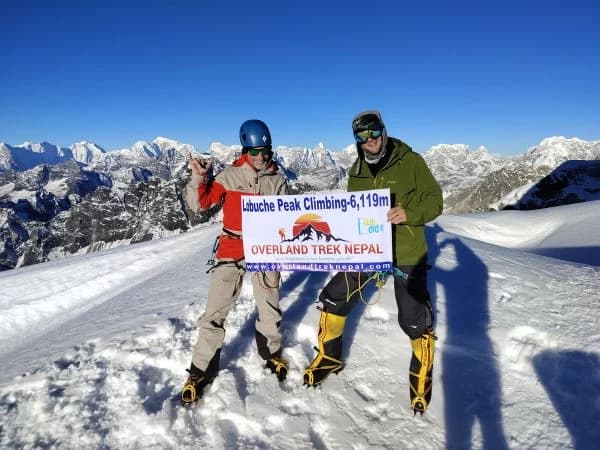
[242,189,393,272]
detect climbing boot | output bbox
[266,355,289,381]
[409,329,436,415]
[181,364,214,405]
[303,311,346,386]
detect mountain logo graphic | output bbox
[280,213,348,243]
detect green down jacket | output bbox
[348,137,443,266]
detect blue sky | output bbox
[2,0,599,155]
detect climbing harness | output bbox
[206,228,245,273]
[206,235,220,266]
[205,229,280,292]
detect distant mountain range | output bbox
[425,137,600,213]
[1,136,599,270]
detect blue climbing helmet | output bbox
[239,119,272,153]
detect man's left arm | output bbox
[402,157,443,226]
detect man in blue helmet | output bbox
[181,119,289,404]
[303,110,443,415]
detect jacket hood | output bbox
[352,109,389,164]
[352,137,412,176]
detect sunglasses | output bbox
[354,128,383,143]
[247,147,269,156]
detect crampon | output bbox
[409,330,436,415]
[180,371,213,406]
[266,356,289,382]
[303,348,344,386]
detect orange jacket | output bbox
[185,154,288,260]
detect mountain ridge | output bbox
[1,135,599,270]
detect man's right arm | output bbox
[184,172,205,213]
[183,156,226,212]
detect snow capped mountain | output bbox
[0,143,11,170]
[423,137,600,213]
[431,144,506,173]
[0,138,203,270]
[69,141,106,165]
[21,141,69,156]
[202,142,347,192]
[153,136,196,155]
[490,159,600,210]
[0,141,74,171]
[330,143,358,168]
[100,137,195,166]
[131,140,163,159]
[292,142,336,171]
[207,142,242,164]
[1,134,599,270]
[423,144,510,191]
[525,136,600,170]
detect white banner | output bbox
[241,189,393,272]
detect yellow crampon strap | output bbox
[409,385,433,413]
[268,357,289,373]
[267,356,289,381]
[303,351,344,385]
[303,311,346,386]
[409,331,436,413]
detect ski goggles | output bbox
[354,127,383,143]
[247,146,271,156]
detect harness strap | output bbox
[391,267,409,280]
[206,258,245,274]
[206,236,220,266]
[222,227,242,238]
[206,227,243,270]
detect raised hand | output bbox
[188,154,213,176]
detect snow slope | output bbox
[0,205,599,449]
[436,201,600,266]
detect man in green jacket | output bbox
[303,110,443,415]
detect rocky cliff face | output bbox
[1,136,599,270]
[0,140,214,270]
[490,160,600,210]
[422,137,600,214]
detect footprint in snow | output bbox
[354,383,377,402]
[502,326,555,373]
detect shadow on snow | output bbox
[428,224,509,450]
[532,350,600,450]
